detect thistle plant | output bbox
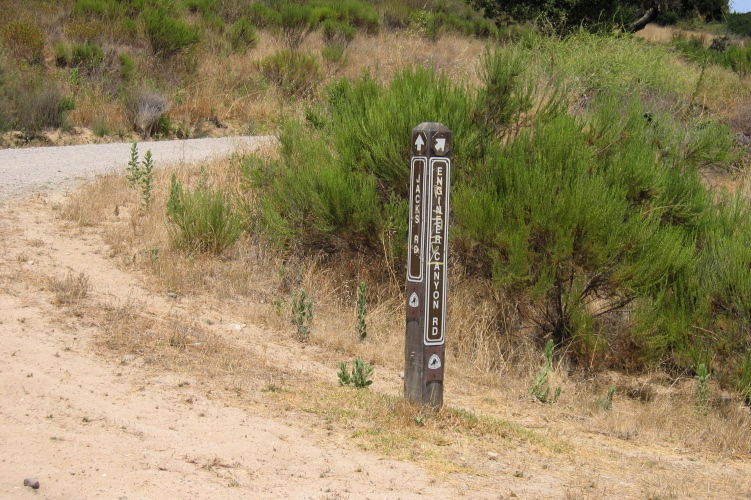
[529,339,561,404]
[696,363,710,415]
[291,289,313,341]
[125,142,154,208]
[597,386,616,410]
[356,281,367,341]
[337,359,374,388]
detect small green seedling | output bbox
[696,363,710,415]
[291,289,313,341]
[529,339,561,404]
[337,359,374,388]
[356,281,367,341]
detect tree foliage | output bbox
[467,0,729,31]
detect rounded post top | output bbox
[413,122,451,134]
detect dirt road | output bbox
[0,136,275,202]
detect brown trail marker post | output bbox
[404,122,451,409]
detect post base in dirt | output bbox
[404,122,451,410]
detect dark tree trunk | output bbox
[627,5,659,33]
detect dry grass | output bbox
[49,271,90,305]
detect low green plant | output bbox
[291,289,313,341]
[16,85,75,132]
[92,116,109,137]
[119,53,136,80]
[337,359,374,388]
[257,50,322,98]
[279,2,314,49]
[228,16,258,53]
[165,173,243,254]
[125,143,154,207]
[696,363,710,415]
[54,42,72,67]
[356,281,367,341]
[143,7,200,57]
[597,386,616,411]
[529,340,561,404]
[71,42,105,71]
[0,21,45,64]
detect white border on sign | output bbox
[407,156,428,283]
[424,157,451,346]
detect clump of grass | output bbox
[257,49,322,98]
[166,172,243,255]
[125,87,168,138]
[50,272,91,305]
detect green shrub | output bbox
[54,42,72,67]
[74,0,125,18]
[248,2,282,28]
[279,2,314,48]
[119,52,136,80]
[310,0,380,34]
[17,84,75,132]
[322,44,346,64]
[321,19,357,47]
[0,21,45,64]
[166,174,243,254]
[727,12,751,37]
[257,50,322,98]
[71,42,105,70]
[228,16,258,52]
[143,7,200,57]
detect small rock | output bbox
[488,451,499,460]
[23,478,40,490]
[230,323,246,331]
[167,292,177,299]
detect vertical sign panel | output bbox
[405,122,451,409]
[424,157,450,346]
[407,157,427,283]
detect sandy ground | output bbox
[3,138,751,499]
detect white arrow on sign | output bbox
[435,138,446,154]
[415,134,425,154]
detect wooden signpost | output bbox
[404,122,452,409]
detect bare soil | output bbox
[2,141,751,499]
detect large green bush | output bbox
[248,42,751,392]
[143,7,200,57]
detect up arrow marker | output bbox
[415,134,425,154]
[435,138,446,154]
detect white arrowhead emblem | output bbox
[415,134,425,154]
[428,354,441,369]
[435,138,446,154]
[409,292,419,308]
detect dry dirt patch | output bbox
[1,179,751,499]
